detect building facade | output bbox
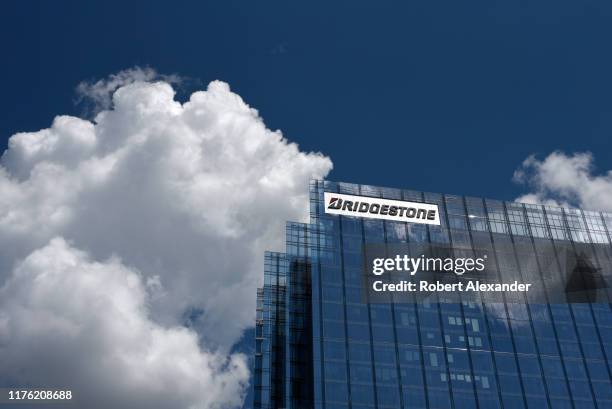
[253,180,612,409]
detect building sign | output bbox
[324,192,440,225]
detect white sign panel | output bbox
[324,192,440,225]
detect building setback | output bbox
[253,180,612,409]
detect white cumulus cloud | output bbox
[513,151,612,212]
[0,72,332,408]
[0,238,249,409]
[76,67,182,116]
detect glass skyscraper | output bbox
[253,180,612,409]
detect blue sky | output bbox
[3,1,612,201]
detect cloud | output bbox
[513,151,612,212]
[0,74,332,408]
[76,67,182,117]
[0,238,249,409]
